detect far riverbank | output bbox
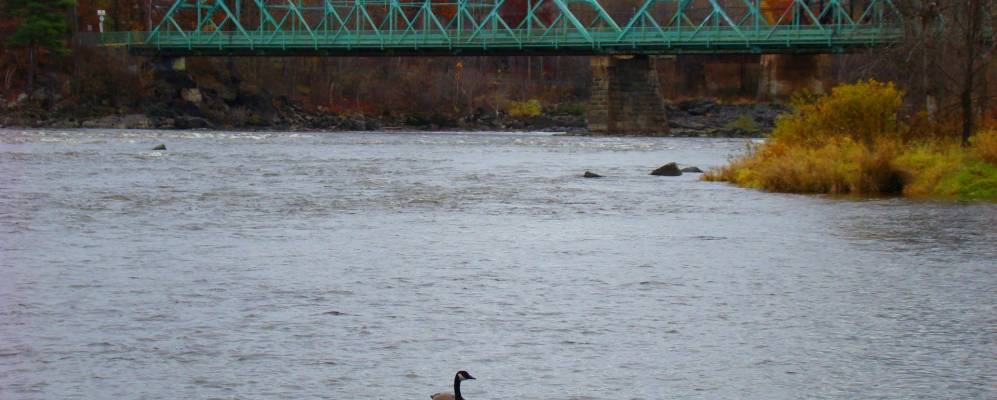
[0,94,784,137]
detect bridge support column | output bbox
[758,54,831,100]
[587,55,669,135]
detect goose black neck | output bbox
[453,374,463,400]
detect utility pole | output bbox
[97,9,106,33]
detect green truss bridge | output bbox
[101,0,904,56]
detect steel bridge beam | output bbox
[114,0,903,55]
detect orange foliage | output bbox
[760,0,794,25]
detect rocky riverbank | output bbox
[1,98,784,137]
[665,98,785,137]
[0,88,590,133]
[0,106,590,133]
[0,76,784,136]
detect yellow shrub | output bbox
[770,80,904,146]
[970,129,997,164]
[702,80,996,201]
[506,99,543,118]
[716,138,903,195]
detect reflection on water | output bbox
[0,129,994,399]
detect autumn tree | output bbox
[6,0,74,96]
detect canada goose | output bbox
[430,370,475,400]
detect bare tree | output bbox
[958,0,992,144]
[887,0,995,143]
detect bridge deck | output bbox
[113,27,901,56]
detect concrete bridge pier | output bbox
[587,55,669,135]
[758,54,831,100]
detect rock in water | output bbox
[650,163,683,176]
[583,171,603,178]
[152,144,167,151]
[681,166,703,173]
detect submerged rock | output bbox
[152,144,167,151]
[681,166,703,173]
[650,163,683,176]
[583,171,603,178]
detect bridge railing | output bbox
[81,32,151,47]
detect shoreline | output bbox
[0,125,767,139]
[0,98,784,138]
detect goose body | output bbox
[431,371,475,400]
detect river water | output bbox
[0,129,994,399]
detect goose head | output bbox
[456,370,475,381]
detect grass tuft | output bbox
[722,115,760,134]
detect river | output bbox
[0,129,994,399]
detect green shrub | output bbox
[404,113,431,126]
[722,115,760,134]
[548,102,586,116]
[247,114,265,126]
[429,113,452,127]
[943,161,997,200]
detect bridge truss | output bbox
[124,0,903,55]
